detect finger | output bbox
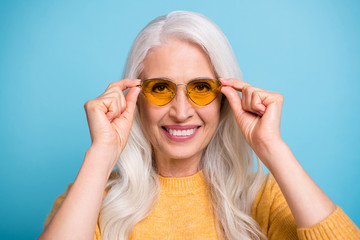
[124,86,141,117]
[219,78,252,92]
[239,86,257,114]
[243,87,267,115]
[251,91,266,116]
[112,79,140,107]
[102,79,140,118]
[106,78,141,91]
[243,86,252,112]
[97,91,124,122]
[112,86,141,126]
[260,91,284,119]
[118,90,127,114]
[104,101,119,121]
[250,91,284,122]
[221,86,245,118]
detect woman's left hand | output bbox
[220,78,284,163]
[221,78,338,228]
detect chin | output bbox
[159,145,203,161]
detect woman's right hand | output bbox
[84,78,141,169]
[39,79,141,240]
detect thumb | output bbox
[111,87,140,132]
[124,86,141,117]
[221,86,245,118]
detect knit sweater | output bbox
[44,171,360,239]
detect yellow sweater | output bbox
[44,172,360,239]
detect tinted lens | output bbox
[187,79,221,105]
[142,79,176,106]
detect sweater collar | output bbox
[158,170,207,195]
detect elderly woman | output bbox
[39,11,359,240]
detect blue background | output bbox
[1,0,359,239]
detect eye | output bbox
[152,83,170,93]
[193,82,211,92]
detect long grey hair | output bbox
[99,11,265,240]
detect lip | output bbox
[161,125,201,142]
[163,125,199,130]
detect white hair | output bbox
[99,11,266,240]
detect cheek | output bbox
[138,98,164,140]
[139,96,154,120]
[198,100,221,128]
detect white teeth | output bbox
[166,127,197,136]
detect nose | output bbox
[168,85,195,122]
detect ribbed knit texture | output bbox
[129,171,219,239]
[44,172,360,239]
[251,174,360,240]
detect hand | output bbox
[220,78,339,229]
[220,78,284,163]
[84,79,141,167]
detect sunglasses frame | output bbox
[137,77,222,106]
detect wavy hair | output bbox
[99,11,266,240]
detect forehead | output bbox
[140,39,216,83]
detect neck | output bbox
[154,152,202,177]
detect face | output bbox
[138,39,221,164]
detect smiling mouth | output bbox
[162,126,200,137]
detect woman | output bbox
[39,11,360,240]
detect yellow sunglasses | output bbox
[138,78,222,106]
